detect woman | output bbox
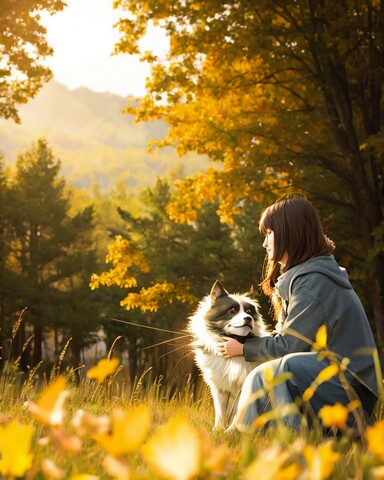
[218,197,379,431]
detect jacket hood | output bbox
[275,255,352,300]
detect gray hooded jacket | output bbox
[244,255,379,396]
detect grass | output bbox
[0,321,383,479]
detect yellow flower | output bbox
[313,325,327,350]
[71,475,100,480]
[199,429,230,474]
[87,357,119,383]
[366,420,384,462]
[244,442,296,480]
[26,375,69,426]
[142,413,201,480]
[72,409,111,437]
[318,403,349,430]
[95,405,150,457]
[41,459,66,479]
[102,455,130,480]
[303,441,340,480]
[0,418,34,477]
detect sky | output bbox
[41,0,168,98]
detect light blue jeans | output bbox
[235,352,368,431]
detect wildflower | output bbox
[199,429,230,474]
[0,418,34,478]
[26,375,69,426]
[72,409,110,437]
[318,403,349,430]
[244,442,299,480]
[87,357,119,383]
[366,420,384,462]
[71,475,100,480]
[95,405,150,457]
[372,466,384,479]
[303,441,340,480]
[142,413,201,480]
[49,427,82,454]
[41,459,66,479]
[102,455,130,480]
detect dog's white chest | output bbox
[194,349,254,392]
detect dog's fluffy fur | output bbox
[189,280,268,430]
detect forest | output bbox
[0,0,383,390]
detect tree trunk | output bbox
[33,324,43,366]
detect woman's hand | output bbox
[217,338,244,358]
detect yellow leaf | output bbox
[95,406,150,457]
[26,375,69,426]
[142,413,201,480]
[87,357,119,383]
[0,419,34,477]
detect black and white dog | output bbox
[189,280,268,430]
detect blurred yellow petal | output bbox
[372,466,384,479]
[0,418,34,477]
[95,405,150,457]
[244,443,290,480]
[313,325,327,350]
[302,387,314,402]
[318,403,349,430]
[348,399,361,412]
[253,413,269,430]
[366,420,384,462]
[72,409,111,437]
[199,429,230,474]
[26,375,69,426]
[49,427,83,454]
[41,459,66,479]
[102,455,130,480]
[142,413,201,480]
[264,366,274,383]
[316,364,339,383]
[87,357,119,383]
[303,441,340,480]
[71,475,100,480]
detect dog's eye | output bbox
[228,307,238,314]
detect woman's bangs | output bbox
[259,206,274,235]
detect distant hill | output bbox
[0,81,208,190]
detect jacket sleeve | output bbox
[243,278,327,362]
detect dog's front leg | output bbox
[210,385,230,430]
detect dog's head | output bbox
[189,280,266,347]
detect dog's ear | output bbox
[210,280,228,302]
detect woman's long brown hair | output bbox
[259,197,335,317]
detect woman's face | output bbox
[263,229,275,260]
[263,228,288,265]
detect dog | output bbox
[188,280,268,430]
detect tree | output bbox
[114,0,384,346]
[9,139,97,367]
[91,178,268,383]
[0,0,65,122]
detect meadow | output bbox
[0,322,384,480]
